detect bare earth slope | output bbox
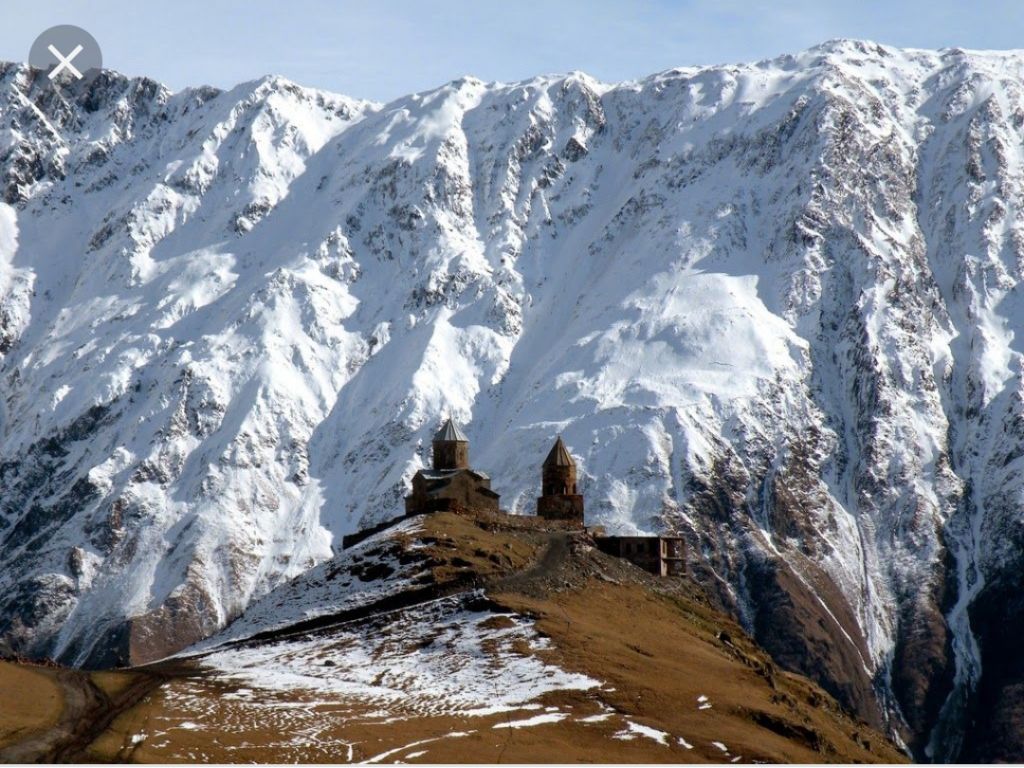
[1,510,905,763]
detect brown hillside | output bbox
[1,510,907,763]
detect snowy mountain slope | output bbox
[185,516,431,652]
[3,39,1024,758]
[0,64,377,670]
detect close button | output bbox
[28,25,103,88]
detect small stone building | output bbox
[595,535,685,577]
[404,418,500,515]
[536,436,585,526]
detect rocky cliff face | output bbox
[2,39,1024,759]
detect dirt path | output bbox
[0,667,164,763]
[487,531,571,594]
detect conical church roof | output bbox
[543,436,575,467]
[433,417,469,443]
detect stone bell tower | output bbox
[537,436,584,526]
[432,417,470,470]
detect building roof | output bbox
[543,436,575,468]
[417,468,490,481]
[433,417,469,443]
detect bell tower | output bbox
[537,436,584,525]
[542,436,577,494]
[432,417,469,470]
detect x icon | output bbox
[47,43,84,80]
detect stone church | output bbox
[404,418,500,514]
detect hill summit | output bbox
[1,507,906,763]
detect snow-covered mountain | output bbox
[3,38,1024,759]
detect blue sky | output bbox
[3,1,1024,101]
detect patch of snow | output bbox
[493,712,568,729]
[201,595,600,718]
[612,720,670,746]
[364,731,473,764]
